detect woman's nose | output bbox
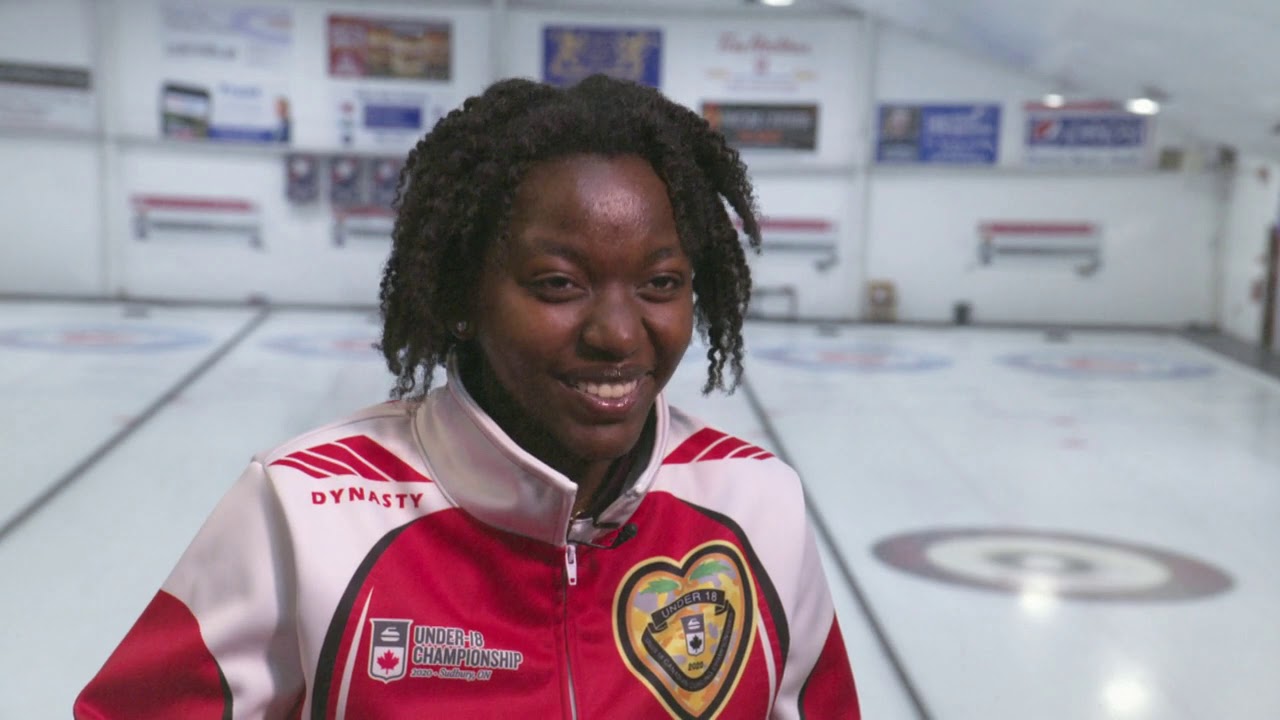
[580,287,642,359]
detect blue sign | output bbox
[364,104,422,131]
[1027,114,1146,148]
[543,26,661,88]
[1023,105,1151,167]
[877,104,1000,165]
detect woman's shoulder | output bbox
[662,405,795,479]
[253,400,426,479]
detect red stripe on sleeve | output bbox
[269,457,329,478]
[662,427,728,464]
[701,436,751,461]
[307,443,390,481]
[75,590,228,719]
[335,435,431,483]
[290,450,354,477]
[799,617,860,719]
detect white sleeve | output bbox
[75,461,305,719]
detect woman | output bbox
[77,75,859,719]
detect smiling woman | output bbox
[75,75,860,719]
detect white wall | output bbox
[505,8,866,318]
[1217,156,1280,344]
[865,26,1220,325]
[0,0,104,296]
[106,0,493,304]
[0,1,1242,331]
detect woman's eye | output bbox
[529,276,582,299]
[649,275,683,291]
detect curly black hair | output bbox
[378,74,761,400]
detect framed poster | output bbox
[702,103,818,150]
[329,15,452,81]
[543,26,661,88]
[877,104,1000,165]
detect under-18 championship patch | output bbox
[613,542,757,720]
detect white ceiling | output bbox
[527,0,1280,159]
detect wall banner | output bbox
[542,26,662,88]
[1023,102,1151,168]
[702,102,818,150]
[877,104,1000,165]
[328,15,452,81]
[705,31,817,93]
[333,88,448,151]
[159,80,290,143]
[0,61,94,132]
[160,2,293,70]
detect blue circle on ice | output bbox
[754,344,951,372]
[1000,351,1213,379]
[0,325,210,353]
[262,332,381,359]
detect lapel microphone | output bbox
[581,522,638,550]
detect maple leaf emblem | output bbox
[376,650,400,672]
[689,635,703,652]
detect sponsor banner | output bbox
[1024,102,1152,168]
[543,26,661,88]
[328,15,452,81]
[160,2,293,70]
[333,88,448,151]
[702,102,817,151]
[0,61,95,132]
[877,103,1000,165]
[160,80,290,143]
[705,31,817,93]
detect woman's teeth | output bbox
[575,380,639,399]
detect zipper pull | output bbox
[565,544,579,586]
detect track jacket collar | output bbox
[413,355,670,547]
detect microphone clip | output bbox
[580,522,638,550]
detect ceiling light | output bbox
[1125,98,1160,115]
[758,0,796,6]
[1043,94,1065,108]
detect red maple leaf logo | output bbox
[376,650,400,672]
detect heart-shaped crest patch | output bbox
[612,541,757,720]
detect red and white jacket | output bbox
[76,361,859,719]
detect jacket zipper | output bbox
[564,544,580,720]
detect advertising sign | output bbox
[333,89,449,151]
[0,61,95,132]
[543,26,661,88]
[1024,102,1151,168]
[702,102,817,150]
[160,2,293,70]
[160,80,290,143]
[705,31,817,93]
[877,104,1000,165]
[328,15,451,81]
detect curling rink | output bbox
[1,300,1277,719]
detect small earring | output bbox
[454,320,469,336]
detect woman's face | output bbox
[466,154,694,480]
